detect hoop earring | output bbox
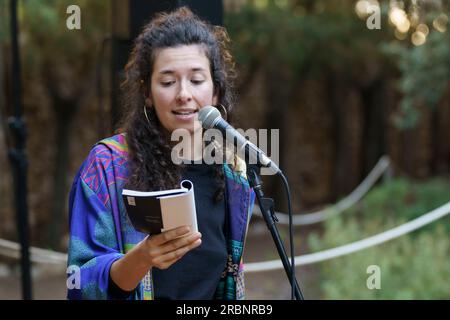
[143,105,151,126]
[215,104,228,121]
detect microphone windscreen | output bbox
[198,106,221,129]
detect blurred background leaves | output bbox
[0,0,449,299]
[308,177,450,299]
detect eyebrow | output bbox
[158,67,207,75]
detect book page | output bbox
[159,180,198,233]
[122,187,186,197]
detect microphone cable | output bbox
[279,171,305,300]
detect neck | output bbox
[175,129,203,162]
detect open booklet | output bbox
[122,180,198,235]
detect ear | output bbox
[212,92,219,106]
[145,96,153,107]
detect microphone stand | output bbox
[246,164,304,300]
[8,0,32,299]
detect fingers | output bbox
[156,231,202,256]
[142,226,202,270]
[152,237,202,270]
[150,226,192,246]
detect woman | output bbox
[67,7,255,300]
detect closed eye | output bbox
[191,79,205,85]
[161,81,175,87]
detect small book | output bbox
[122,180,198,235]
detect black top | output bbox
[152,162,227,299]
[109,162,227,300]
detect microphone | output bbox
[198,106,281,175]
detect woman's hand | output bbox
[141,226,202,270]
[110,226,201,292]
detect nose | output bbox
[176,80,192,104]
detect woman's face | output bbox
[148,44,218,135]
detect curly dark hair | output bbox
[118,7,237,202]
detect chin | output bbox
[170,125,196,135]
[168,119,202,135]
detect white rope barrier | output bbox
[245,201,450,272]
[253,155,391,225]
[1,177,448,274]
[0,239,67,265]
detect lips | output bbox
[171,109,198,122]
[172,109,198,115]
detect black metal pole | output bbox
[8,0,32,300]
[247,166,304,300]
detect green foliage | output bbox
[0,2,9,44]
[353,177,450,234]
[308,177,450,299]
[380,11,450,129]
[19,0,109,77]
[225,0,390,81]
[226,1,450,128]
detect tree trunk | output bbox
[328,73,363,198]
[0,42,15,238]
[263,65,292,210]
[48,102,76,249]
[361,78,386,178]
[432,85,450,175]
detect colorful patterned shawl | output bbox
[67,133,255,300]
